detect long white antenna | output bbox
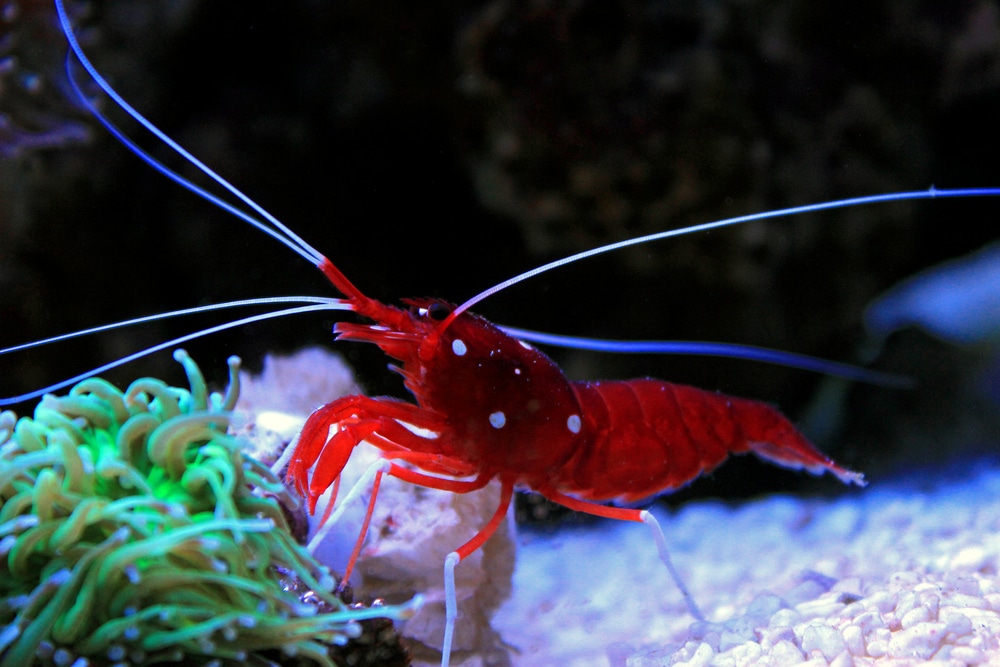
[55,0,326,267]
[448,187,1000,322]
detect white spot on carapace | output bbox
[567,414,582,434]
[452,339,467,356]
[514,368,522,375]
[518,340,534,350]
[489,411,506,429]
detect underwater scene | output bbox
[2,1,1000,665]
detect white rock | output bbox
[950,575,982,596]
[237,347,362,417]
[920,591,941,621]
[759,625,796,649]
[894,590,918,618]
[866,627,891,658]
[949,645,987,664]
[941,609,973,638]
[727,640,762,664]
[865,591,896,614]
[950,545,989,570]
[943,593,988,610]
[767,608,802,629]
[853,610,886,636]
[900,605,931,629]
[841,624,865,657]
[827,649,855,667]
[798,622,846,660]
[766,639,804,663]
[887,622,945,660]
[678,641,714,667]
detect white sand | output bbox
[493,460,1000,666]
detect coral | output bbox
[0,349,416,667]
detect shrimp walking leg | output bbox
[340,467,386,587]
[441,480,516,667]
[319,465,510,667]
[308,458,392,553]
[309,461,494,560]
[542,488,705,621]
[641,510,704,621]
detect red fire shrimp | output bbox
[282,263,868,664]
[5,3,1000,667]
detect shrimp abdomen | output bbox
[557,379,864,503]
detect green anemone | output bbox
[0,350,417,667]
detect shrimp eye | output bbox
[428,303,451,321]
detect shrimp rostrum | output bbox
[36,4,1000,667]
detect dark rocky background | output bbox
[2,0,999,506]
